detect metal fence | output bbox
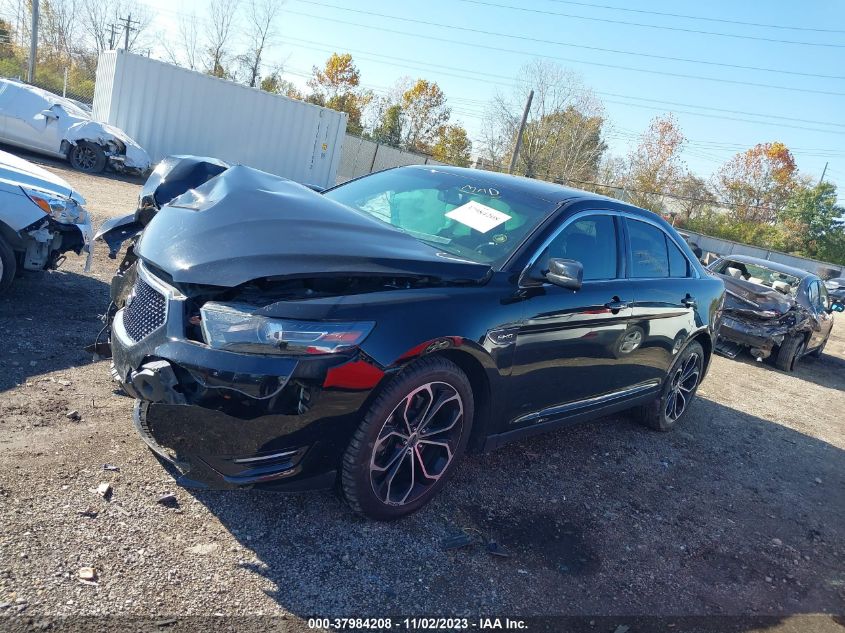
[337,134,445,184]
[681,229,843,279]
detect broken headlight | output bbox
[200,302,374,355]
[21,186,88,225]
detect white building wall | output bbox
[93,50,347,188]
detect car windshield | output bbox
[323,168,560,267]
[713,259,801,295]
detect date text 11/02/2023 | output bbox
[306,617,528,630]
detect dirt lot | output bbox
[1,156,844,630]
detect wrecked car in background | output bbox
[0,78,150,174]
[0,149,92,295]
[709,255,843,370]
[95,157,724,520]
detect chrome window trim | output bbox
[520,209,700,285]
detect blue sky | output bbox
[142,0,845,195]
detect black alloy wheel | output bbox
[635,340,704,431]
[69,141,107,173]
[342,356,473,520]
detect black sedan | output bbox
[99,162,724,520]
[709,255,842,370]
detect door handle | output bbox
[605,298,629,312]
[682,295,697,308]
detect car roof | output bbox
[404,164,644,210]
[719,254,815,280]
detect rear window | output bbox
[628,219,669,278]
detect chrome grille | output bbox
[122,276,166,342]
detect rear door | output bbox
[508,212,637,426]
[622,217,700,388]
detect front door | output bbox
[509,213,637,426]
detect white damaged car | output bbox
[0,78,150,174]
[0,149,92,295]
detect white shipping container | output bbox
[92,51,347,188]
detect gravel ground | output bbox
[1,154,844,631]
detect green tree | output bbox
[371,104,403,147]
[432,125,472,166]
[778,181,845,261]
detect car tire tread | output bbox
[341,355,473,521]
[0,235,16,295]
[775,334,805,372]
[634,340,704,432]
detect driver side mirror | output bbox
[40,108,59,121]
[545,258,583,290]
[828,301,845,313]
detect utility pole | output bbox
[117,14,139,50]
[108,24,118,49]
[26,0,38,83]
[508,89,533,174]
[818,162,828,185]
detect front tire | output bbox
[0,235,16,295]
[634,341,704,432]
[341,356,473,520]
[69,141,107,173]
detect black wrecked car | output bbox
[96,158,725,520]
[709,255,843,370]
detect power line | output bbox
[281,12,845,82]
[542,0,845,34]
[453,0,845,47]
[279,35,845,131]
[285,5,845,97]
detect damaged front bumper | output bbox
[109,263,379,491]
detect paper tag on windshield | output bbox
[445,201,511,234]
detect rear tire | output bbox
[775,334,806,372]
[0,235,16,296]
[69,141,107,173]
[634,341,704,432]
[341,356,473,521]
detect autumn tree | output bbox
[162,12,201,70]
[401,79,450,153]
[204,0,239,78]
[714,142,797,223]
[432,125,472,166]
[483,60,607,181]
[622,114,687,213]
[674,174,717,221]
[236,0,282,88]
[260,71,303,100]
[308,53,371,135]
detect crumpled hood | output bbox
[136,165,492,287]
[721,275,795,316]
[0,148,85,205]
[65,121,151,171]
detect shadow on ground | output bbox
[0,270,109,391]
[187,396,845,621]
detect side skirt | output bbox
[481,387,659,452]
